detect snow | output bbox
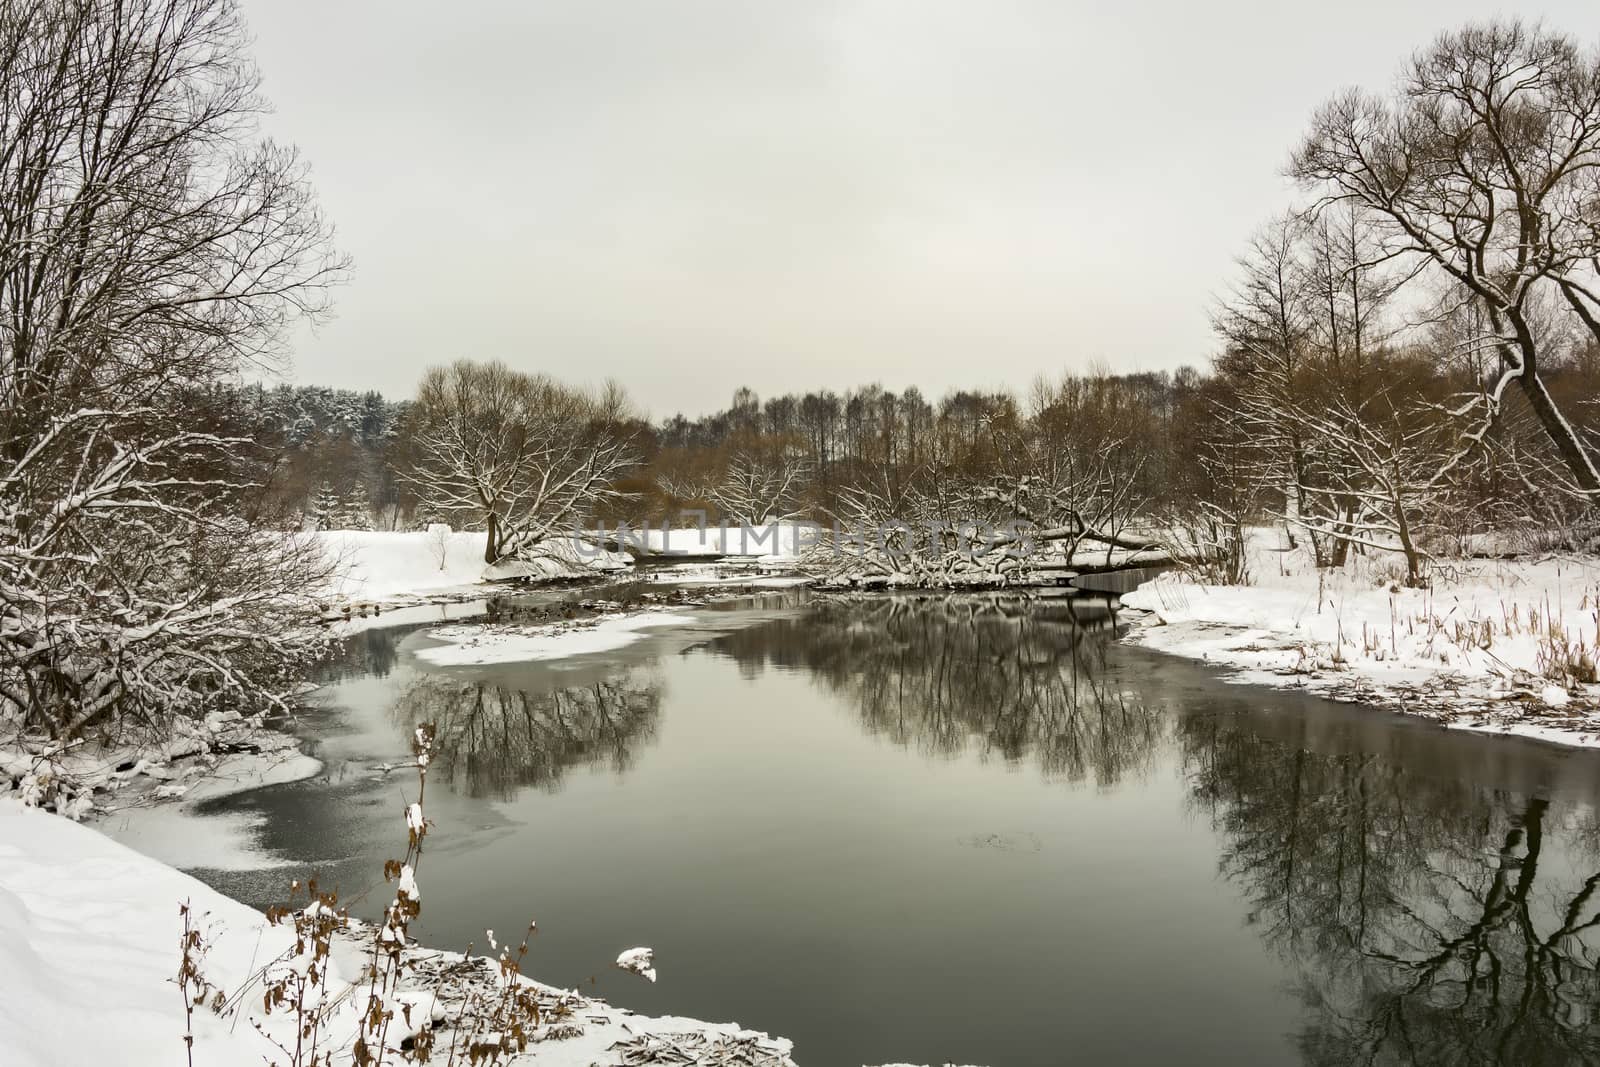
[604,522,814,559]
[615,946,657,982]
[0,798,296,1067]
[315,529,629,606]
[1122,530,1600,745]
[0,799,797,1066]
[416,611,696,667]
[3,701,318,822]
[316,528,490,602]
[305,526,812,612]
[639,562,811,587]
[94,736,324,872]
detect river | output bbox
[182,582,1600,1066]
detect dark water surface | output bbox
[196,587,1600,1066]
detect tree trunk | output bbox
[1516,372,1600,494]
[1330,504,1354,568]
[1393,488,1423,588]
[484,511,499,564]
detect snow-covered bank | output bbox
[642,564,811,588]
[318,528,490,602]
[417,610,695,666]
[1122,533,1600,746]
[314,526,813,609]
[616,522,814,560]
[1,702,315,819]
[0,799,798,1066]
[315,529,631,607]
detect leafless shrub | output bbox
[187,722,556,1066]
[0,0,346,746]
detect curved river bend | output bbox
[190,587,1600,1067]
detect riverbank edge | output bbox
[0,795,800,1067]
[2,599,806,1067]
[1116,606,1600,750]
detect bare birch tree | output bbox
[1212,214,1319,551]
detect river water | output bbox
[189,584,1600,1066]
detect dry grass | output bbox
[179,723,551,1066]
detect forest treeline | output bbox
[5,1,1600,751]
[276,316,1600,578]
[265,310,1600,577]
[337,20,1600,586]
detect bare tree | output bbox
[661,444,811,526]
[1291,393,1459,586]
[1212,207,1411,566]
[0,0,345,743]
[1292,20,1600,494]
[1211,213,1316,542]
[1156,384,1263,586]
[401,360,638,564]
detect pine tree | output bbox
[311,481,340,530]
[340,480,375,530]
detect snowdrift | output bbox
[0,800,797,1066]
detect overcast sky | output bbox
[243,1,1600,418]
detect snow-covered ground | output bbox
[614,522,815,560]
[317,528,491,602]
[316,526,811,608]
[315,529,632,607]
[1122,530,1600,746]
[0,799,798,1067]
[416,610,696,666]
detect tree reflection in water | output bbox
[378,591,1600,1063]
[391,668,662,799]
[315,624,404,682]
[1181,715,1600,1065]
[712,592,1164,786]
[718,592,1600,1061]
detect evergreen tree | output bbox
[311,481,340,530]
[339,480,375,530]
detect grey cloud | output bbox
[246,0,1600,415]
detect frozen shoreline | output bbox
[0,797,798,1067]
[416,609,698,666]
[2,594,808,1066]
[1121,537,1600,749]
[313,526,811,612]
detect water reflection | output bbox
[711,593,1600,1062]
[318,624,404,682]
[711,593,1162,785]
[206,588,1600,1065]
[390,669,662,799]
[1181,714,1600,1065]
